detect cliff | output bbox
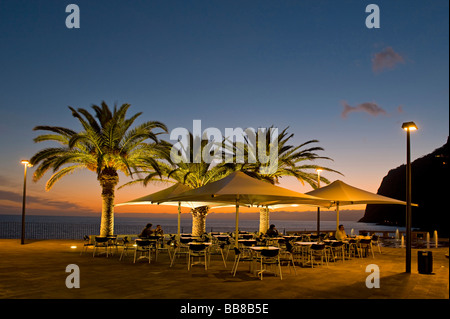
[359,137,449,237]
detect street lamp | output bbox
[402,121,417,273]
[20,160,32,245]
[316,168,323,235]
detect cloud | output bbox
[372,47,405,73]
[341,101,387,119]
[0,189,93,212]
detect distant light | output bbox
[70,246,77,249]
[402,122,418,131]
[316,168,323,172]
[291,204,299,207]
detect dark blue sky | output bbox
[0,0,448,215]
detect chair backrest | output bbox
[332,241,344,247]
[180,237,191,244]
[260,249,279,258]
[95,236,109,243]
[310,244,325,251]
[242,240,256,247]
[136,239,151,247]
[360,239,371,244]
[189,243,206,252]
[285,241,293,252]
[372,235,379,241]
[233,247,241,255]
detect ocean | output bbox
[0,214,406,240]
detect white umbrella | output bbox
[306,180,416,231]
[116,183,230,236]
[166,171,331,245]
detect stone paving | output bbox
[0,239,448,302]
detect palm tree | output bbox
[224,126,342,233]
[30,102,169,236]
[123,132,233,236]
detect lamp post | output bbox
[20,160,32,245]
[402,121,417,273]
[316,168,322,235]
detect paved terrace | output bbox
[0,239,448,301]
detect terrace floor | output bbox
[0,239,448,313]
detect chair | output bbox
[371,235,382,254]
[93,236,110,257]
[119,237,134,261]
[231,247,254,277]
[328,241,345,263]
[257,249,282,280]
[188,243,208,270]
[170,238,190,267]
[358,239,374,258]
[347,238,360,258]
[133,239,152,263]
[279,241,297,275]
[309,244,328,268]
[106,235,118,256]
[80,235,94,255]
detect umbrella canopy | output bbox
[116,183,230,236]
[116,183,218,208]
[305,180,414,231]
[167,171,328,206]
[166,171,331,244]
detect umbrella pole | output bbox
[235,196,240,248]
[336,202,340,233]
[177,201,181,239]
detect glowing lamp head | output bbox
[21,160,32,167]
[402,122,418,131]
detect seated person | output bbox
[265,224,279,237]
[154,225,164,236]
[139,223,154,238]
[335,224,348,241]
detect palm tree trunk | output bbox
[191,206,210,236]
[99,171,119,237]
[259,206,270,235]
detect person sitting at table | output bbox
[266,224,279,237]
[139,223,154,238]
[154,225,164,236]
[336,224,348,241]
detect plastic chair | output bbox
[279,241,297,275]
[80,235,94,255]
[93,236,110,257]
[231,247,254,277]
[119,237,134,261]
[358,239,374,258]
[309,244,328,268]
[257,249,282,280]
[347,239,360,258]
[328,241,345,263]
[188,243,208,270]
[134,239,152,263]
[371,235,382,254]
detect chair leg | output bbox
[232,255,240,276]
[278,260,283,280]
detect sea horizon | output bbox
[0,213,407,240]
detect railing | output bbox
[0,222,145,240]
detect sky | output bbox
[0,0,448,218]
